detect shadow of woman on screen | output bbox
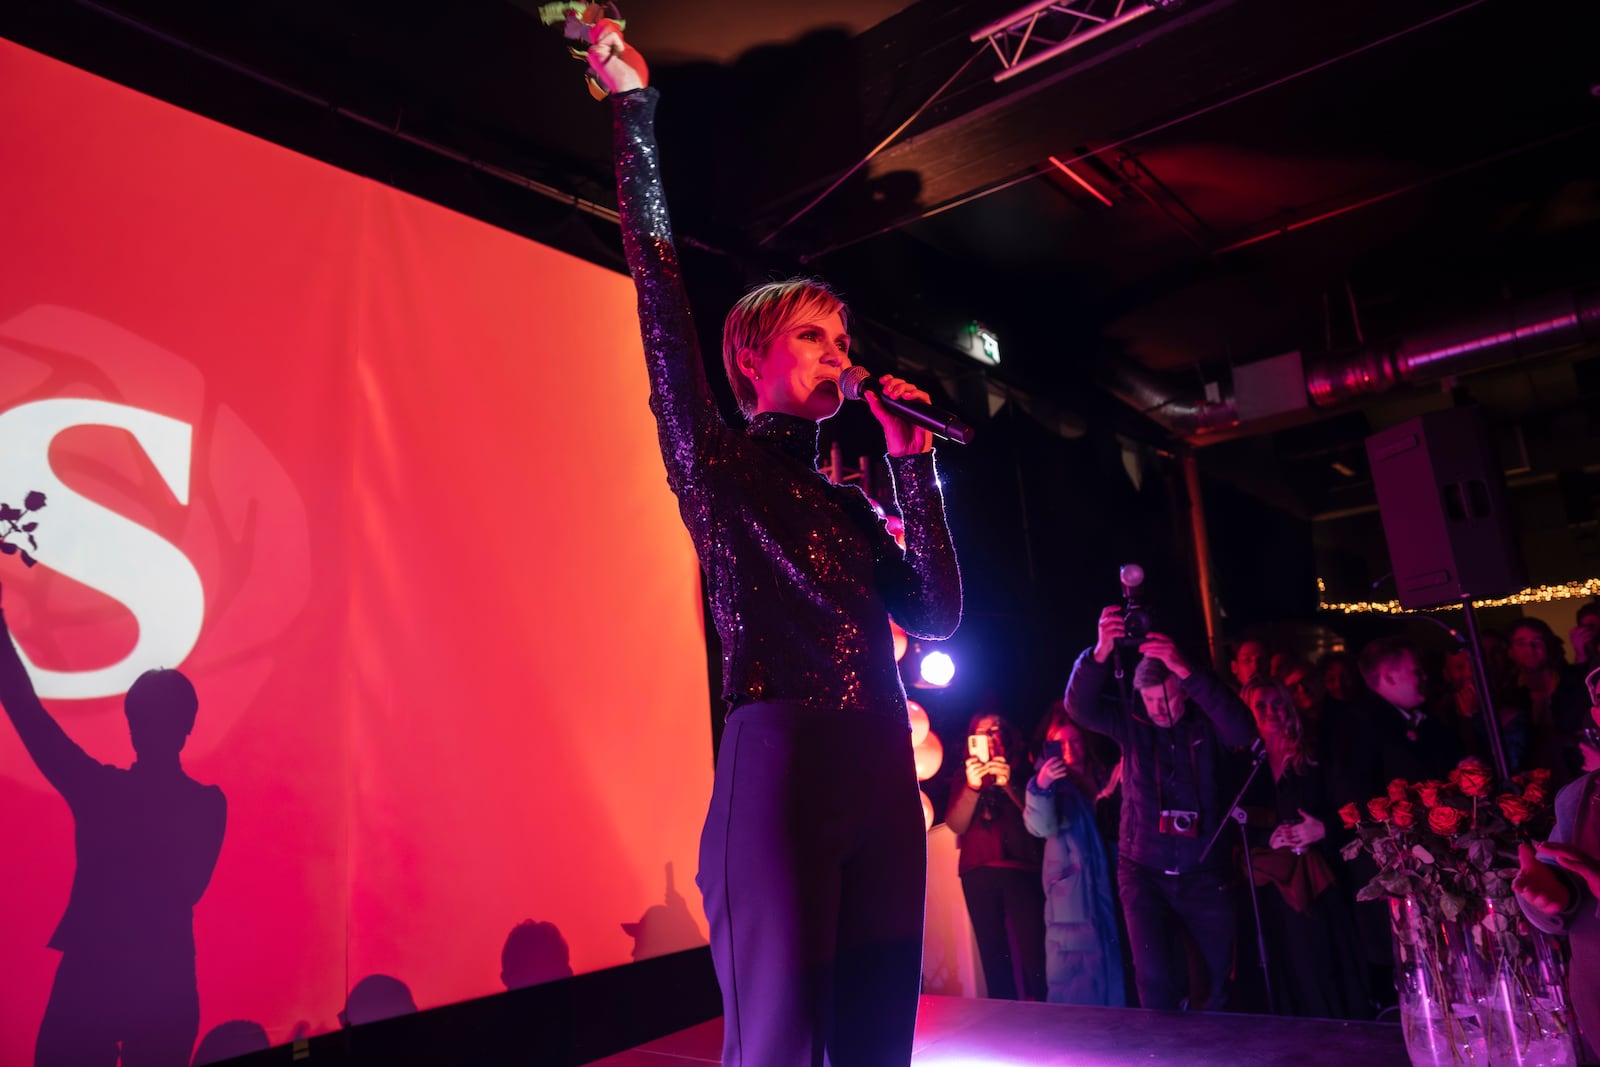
[0,593,227,1067]
[622,862,707,962]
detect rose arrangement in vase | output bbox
[1341,758,1577,1066]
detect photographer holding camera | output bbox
[1063,601,1257,1011]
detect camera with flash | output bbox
[1114,563,1153,652]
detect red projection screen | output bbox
[0,37,713,1064]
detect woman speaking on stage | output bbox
[583,22,962,1067]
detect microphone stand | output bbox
[1195,741,1274,1015]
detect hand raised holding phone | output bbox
[965,732,1011,788]
[1035,756,1069,789]
[986,755,1011,787]
[964,755,989,790]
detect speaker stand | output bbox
[1458,595,1510,782]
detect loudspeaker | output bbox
[1365,406,1526,609]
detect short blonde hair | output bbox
[721,278,848,417]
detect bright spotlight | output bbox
[919,650,955,687]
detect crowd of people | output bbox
[945,597,1600,1040]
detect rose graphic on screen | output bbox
[0,490,46,567]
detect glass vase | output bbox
[1389,896,1578,1067]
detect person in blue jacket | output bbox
[1023,707,1125,1005]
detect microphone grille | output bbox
[837,365,872,400]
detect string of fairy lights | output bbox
[1317,577,1600,616]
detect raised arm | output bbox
[1137,631,1257,749]
[1064,643,1126,742]
[1023,773,1061,838]
[606,65,725,497]
[0,586,98,798]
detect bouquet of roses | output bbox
[1343,759,1579,1061]
[1340,757,1555,934]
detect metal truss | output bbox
[970,0,1166,84]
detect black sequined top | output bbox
[611,88,962,721]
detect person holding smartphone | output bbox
[1023,707,1125,1005]
[945,709,1046,1001]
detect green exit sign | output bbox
[965,322,1000,365]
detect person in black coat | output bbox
[1064,606,1257,1011]
[1334,636,1460,1004]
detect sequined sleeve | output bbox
[611,88,724,497]
[877,452,962,639]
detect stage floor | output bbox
[583,994,1410,1065]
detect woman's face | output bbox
[743,309,851,422]
[1246,688,1293,741]
[1046,720,1083,764]
[1509,626,1549,672]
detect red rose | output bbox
[1417,780,1445,807]
[1447,768,1462,787]
[1497,794,1534,825]
[1457,764,1495,799]
[1390,801,1417,829]
[1367,797,1393,822]
[1526,768,1553,786]
[1523,782,1548,805]
[1387,778,1411,803]
[1428,805,1466,835]
[1338,802,1362,830]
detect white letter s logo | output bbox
[0,398,205,699]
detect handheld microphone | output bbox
[837,366,975,445]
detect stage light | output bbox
[920,789,934,832]
[919,650,955,687]
[891,617,908,662]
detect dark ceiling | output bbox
[5,0,1599,627]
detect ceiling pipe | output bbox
[1307,287,1600,406]
[1101,357,1238,435]
[1106,286,1600,439]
